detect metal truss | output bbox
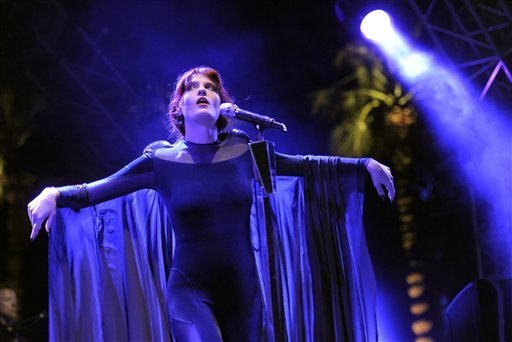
[407,0,512,105]
[22,0,143,169]
[407,0,511,279]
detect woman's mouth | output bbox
[196,97,209,106]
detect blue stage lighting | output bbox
[398,52,431,80]
[361,11,512,277]
[360,10,392,42]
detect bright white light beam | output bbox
[360,10,393,42]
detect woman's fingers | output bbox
[367,159,396,202]
[27,193,56,239]
[45,212,55,234]
[29,206,45,239]
[372,178,386,200]
[386,178,396,202]
[383,168,395,202]
[28,203,37,239]
[30,222,41,240]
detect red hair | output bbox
[167,66,233,137]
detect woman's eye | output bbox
[185,83,198,91]
[184,82,217,92]
[206,84,218,92]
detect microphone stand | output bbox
[249,124,285,342]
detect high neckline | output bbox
[181,137,225,148]
[184,139,219,146]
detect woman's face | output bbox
[179,73,221,129]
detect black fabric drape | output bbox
[254,156,376,341]
[49,190,173,341]
[49,157,376,341]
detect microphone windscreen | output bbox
[219,103,236,118]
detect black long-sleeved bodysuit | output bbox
[56,132,306,341]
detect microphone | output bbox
[220,103,287,132]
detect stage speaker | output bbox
[444,278,511,341]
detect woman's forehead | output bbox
[187,73,214,83]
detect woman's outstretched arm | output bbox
[275,152,395,201]
[27,153,157,240]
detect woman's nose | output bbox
[197,88,207,96]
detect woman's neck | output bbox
[184,125,218,144]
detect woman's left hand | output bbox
[365,158,395,202]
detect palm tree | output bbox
[311,44,415,159]
[0,86,40,283]
[311,44,438,340]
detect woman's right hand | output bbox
[27,187,60,240]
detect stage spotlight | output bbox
[399,52,430,80]
[360,10,392,42]
[360,4,512,279]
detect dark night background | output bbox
[1,1,510,341]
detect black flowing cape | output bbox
[49,156,377,341]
